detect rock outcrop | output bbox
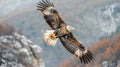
[0,33,45,67]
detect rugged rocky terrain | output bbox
[0,32,45,67]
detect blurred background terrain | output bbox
[0,0,120,67]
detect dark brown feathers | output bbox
[79,50,94,64]
[37,0,54,11]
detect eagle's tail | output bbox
[44,30,58,46]
[74,49,94,64]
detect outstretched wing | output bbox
[59,33,94,64]
[37,0,66,30]
[37,0,94,64]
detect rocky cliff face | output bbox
[0,33,45,67]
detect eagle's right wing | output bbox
[37,0,66,30]
[59,33,94,64]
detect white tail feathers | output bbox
[44,30,58,46]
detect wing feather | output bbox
[42,0,49,6]
[37,0,54,11]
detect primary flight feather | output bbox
[37,0,94,64]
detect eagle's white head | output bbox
[66,25,75,32]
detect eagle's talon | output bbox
[50,34,57,40]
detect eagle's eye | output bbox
[50,9,57,14]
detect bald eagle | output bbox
[37,0,94,64]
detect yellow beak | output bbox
[71,27,75,31]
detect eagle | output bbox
[37,0,94,64]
